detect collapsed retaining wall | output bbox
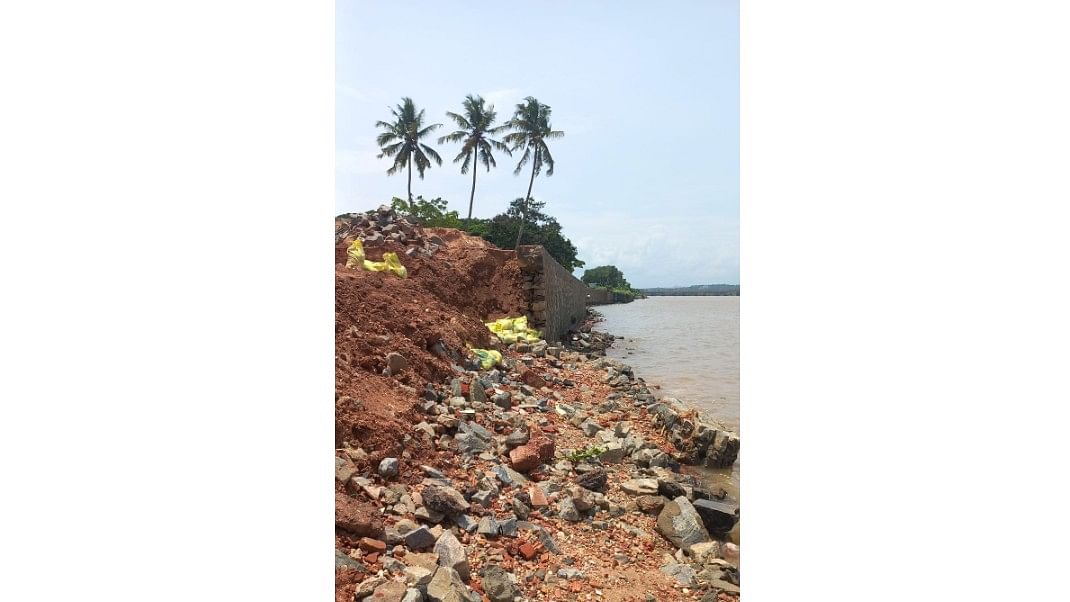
[518,245,591,342]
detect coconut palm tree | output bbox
[375,97,442,206]
[503,96,564,248]
[437,95,512,220]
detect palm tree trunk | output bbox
[407,155,413,210]
[467,153,477,220]
[515,150,538,249]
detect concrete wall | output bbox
[586,288,614,305]
[518,245,591,342]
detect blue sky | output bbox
[336,1,738,287]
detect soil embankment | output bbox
[335,207,740,601]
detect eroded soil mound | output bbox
[335,211,526,458]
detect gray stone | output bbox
[557,496,583,522]
[557,567,583,579]
[405,565,435,587]
[497,516,518,538]
[510,498,531,520]
[371,580,408,601]
[403,526,436,551]
[470,379,487,403]
[614,421,633,438]
[620,478,659,496]
[401,588,425,602]
[451,514,478,533]
[597,442,627,463]
[335,550,366,571]
[477,515,500,538]
[655,496,711,550]
[336,456,357,483]
[471,490,495,507]
[426,566,469,602]
[434,530,470,582]
[580,419,602,437]
[660,563,697,586]
[379,457,400,479]
[504,428,528,449]
[422,485,470,515]
[491,392,512,410]
[481,565,520,602]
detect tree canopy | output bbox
[581,265,631,289]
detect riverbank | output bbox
[336,211,741,601]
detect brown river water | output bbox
[596,296,740,520]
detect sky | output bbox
[336,1,738,288]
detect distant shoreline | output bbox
[640,284,740,296]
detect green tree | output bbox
[502,97,564,249]
[466,198,584,270]
[375,97,442,206]
[582,265,631,289]
[437,95,512,220]
[389,196,462,228]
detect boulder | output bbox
[635,495,667,515]
[655,496,711,550]
[368,580,407,601]
[692,498,739,535]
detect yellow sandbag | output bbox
[360,251,408,278]
[345,239,366,269]
[470,348,502,369]
[484,315,542,343]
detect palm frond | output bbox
[421,143,443,166]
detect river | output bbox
[595,296,740,520]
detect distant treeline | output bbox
[640,284,740,296]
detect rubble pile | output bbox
[337,323,741,601]
[336,205,448,261]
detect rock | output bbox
[575,469,608,492]
[657,479,687,500]
[687,541,722,564]
[336,455,357,483]
[357,577,388,599]
[504,428,528,449]
[510,498,531,520]
[508,445,540,473]
[369,580,408,601]
[655,496,711,550]
[385,352,407,375]
[557,496,583,522]
[421,465,445,478]
[451,514,477,533]
[434,530,470,582]
[491,392,512,410]
[620,478,659,495]
[635,495,667,515]
[597,442,627,463]
[660,563,697,586]
[580,419,602,437]
[379,457,400,479]
[403,526,436,551]
[614,421,633,438]
[335,549,366,571]
[481,565,520,602]
[405,565,435,587]
[492,464,528,487]
[426,566,469,602]
[469,379,487,403]
[498,516,518,537]
[477,515,500,537]
[401,588,425,602]
[531,437,555,462]
[692,498,740,535]
[422,485,470,515]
